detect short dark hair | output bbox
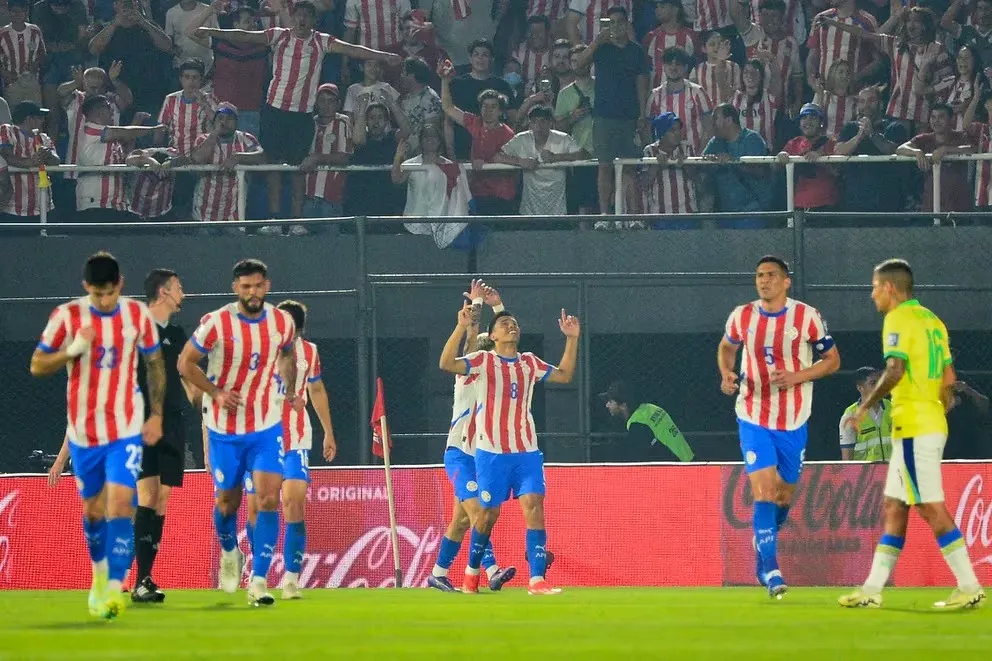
[144,268,178,302]
[292,0,317,17]
[232,258,268,281]
[179,58,206,76]
[606,5,628,19]
[488,310,514,336]
[81,94,110,118]
[758,0,787,13]
[854,366,880,386]
[757,255,790,275]
[661,46,689,65]
[528,104,553,120]
[468,39,494,57]
[930,102,953,119]
[713,103,740,124]
[277,299,307,333]
[477,88,508,109]
[403,56,431,84]
[528,15,552,31]
[84,251,121,287]
[874,258,913,294]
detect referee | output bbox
[133,269,191,603]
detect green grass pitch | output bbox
[0,588,988,660]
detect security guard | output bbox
[839,366,893,461]
[599,381,694,462]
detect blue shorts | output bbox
[474,449,546,508]
[68,436,144,499]
[738,419,808,484]
[208,424,284,492]
[244,448,309,494]
[444,447,479,501]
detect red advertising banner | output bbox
[0,463,988,590]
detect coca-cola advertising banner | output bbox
[0,463,990,589]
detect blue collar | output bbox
[496,353,519,363]
[757,302,788,318]
[90,304,120,317]
[237,309,267,324]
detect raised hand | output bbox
[109,60,123,81]
[457,301,473,328]
[482,283,502,307]
[463,278,486,303]
[558,309,580,337]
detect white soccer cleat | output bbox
[219,548,242,594]
[247,576,275,607]
[281,579,302,600]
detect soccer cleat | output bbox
[838,589,882,608]
[461,573,480,594]
[88,564,109,617]
[933,588,986,610]
[426,575,457,593]
[102,591,127,620]
[281,579,302,601]
[247,578,275,607]
[131,576,166,604]
[488,566,517,592]
[219,548,242,594]
[766,572,788,600]
[527,580,562,595]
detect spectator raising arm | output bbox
[440,66,465,127]
[103,123,168,143]
[390,137,410,184]
[185,0,226,48]
[195,27,270,46]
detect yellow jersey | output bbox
[882,299,952,439]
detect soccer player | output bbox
[30,252,166,619]
[428,280,516,593]
[242,299,337,600]
[439,303,580,595]
[839,259,986,610]
[178,259,302,607]
[717,255,840,598]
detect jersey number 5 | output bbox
[925,328,946,379]
[762,346,775,366]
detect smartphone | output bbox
[539,79,552,95]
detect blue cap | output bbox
[798,103,825,120]
[651,112,680,139]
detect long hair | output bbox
[896,7,937,51]
[743,59,766,111]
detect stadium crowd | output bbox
[1,0,992,230]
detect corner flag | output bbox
[370,377,392,458]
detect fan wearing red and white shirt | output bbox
[639,112,697,214]
[730,0,802,115]
[125,147,185,220]
[0,101,59,220]
[158,59,219,157]
[694,0,734,32]
[301,84,353,220]
[30,251,165,618]
[646,48,713,153]
[57,65,132,183]
[75,95,163,222]
[190,103,265,224]
[717,255,840,595]
[692,32,741,105]
[730,58,780,150]
[813,58,856,137]
[177,258,302,606]
[566,0,632,44]
[195,1,400,221]
[0,0,46,107]
[643,0,698,88]
[344,0,410,53]
[512,16,554,94]
[439,304,580,596]
[806,0,881,93]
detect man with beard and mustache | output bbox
[179,259,303,607]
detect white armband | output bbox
[492,303,505,314]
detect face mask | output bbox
[503,72,523,87]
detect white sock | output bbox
[943,545,982,592]
[431,565,448,578]
[91,559,107,582]
[529,576,544,586]
[250,575,267,591]
[863,545,901,595]
[485,565,499,580]
[284,571,299,586]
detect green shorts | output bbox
[593,117,640,161]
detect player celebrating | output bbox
[242,299,337,600]
[30,252,165,619]
[428,280,516,594]
[439,304,579,595]
[717,255,840,598]
[839,260,986,610]
[178,259,301,607]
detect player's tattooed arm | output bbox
[848,356,905,429]
[440,303,474,374]
[278,344,302,410]
[462,279,485,354]
[143,349,167,416]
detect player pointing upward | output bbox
[839,259,985,610]
[30,252,166,619]
[717,256,841,598]
[178,259,302,607]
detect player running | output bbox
[439,303,579,595]
[30,251,166,619]
[178,259,302,607]
[428,280,516,594]
[717,255,841,598]
[839,259,986,610]
[242,300,337,600]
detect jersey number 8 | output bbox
[509,383,519,399]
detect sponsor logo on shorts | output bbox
[214,469,225,483]
[745,451,757,465]
[466,481,478,493]
[480,490,491,503]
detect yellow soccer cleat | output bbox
[87,565,110,617]
[101,590,127,621]
[933,588,986,610]
[838,589,882,608]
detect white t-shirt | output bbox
[343,81,400,113]
[501,129,581,215]
[166,3,218,69]
[402,156,450,216]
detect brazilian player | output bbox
[839,259,986,610]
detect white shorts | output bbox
[884,433,947,505]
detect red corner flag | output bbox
[370,377,392,458]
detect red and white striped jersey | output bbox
[948,77,976,131]
[567,0,632,43]
[264,28,338,113]
[463,350,556,454]
[192,130,260,222]
[0,23,44,78]
[279,337,322,450]
[880,37,954,123]
[724,298,833,431]
[306,115,352,203]
[691,60,740,106]
[972,122,992,206]
[343,0,409,51]
[64,91,120,181]
[452,0,471,20]
[641,141,696,214]
[818,91,856,138]
[806,9,878,83]
[128,149,179,219]
[694,0,732,32]
[747,0,803,42]
[646,81,713,153]
[643,26,697,88]
[191,302,296,436]
[731,89,778,151]
[742,26,801,91]
[158,90,217,155]
[511,43,551,92]
[446,373,481,455]
[526,0,566,20]
[37,296,160,447]
[75,122,127,212]
[0,124,56,217]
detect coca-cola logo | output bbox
[954,475,992,567]
[0,490,18,581]
[239,525,442,588]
